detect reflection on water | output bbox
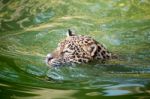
[0,0,150,99]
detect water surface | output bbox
[0,0,150,99]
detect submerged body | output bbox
[46,30,115,66]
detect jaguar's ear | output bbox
[67,29,76,37]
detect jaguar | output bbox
[46,29,116,66]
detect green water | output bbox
[0,0,150,99]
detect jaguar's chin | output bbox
[46,55,63,67]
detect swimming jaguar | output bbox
[46,29,116,66]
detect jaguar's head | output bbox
[46,29,115,67]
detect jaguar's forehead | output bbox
[57,37,75,52]
[59,35,96,46]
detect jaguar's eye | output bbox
[64,50,70,53]
[61,50,69,54]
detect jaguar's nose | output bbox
[46,53,53,64]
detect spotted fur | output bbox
[46,29,115,66]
